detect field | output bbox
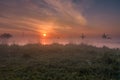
[0,43,120,80]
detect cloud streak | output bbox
[0,0,119,37]
[0,0,88,36]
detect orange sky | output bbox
[0,0,120,39]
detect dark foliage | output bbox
[0,44,119,80]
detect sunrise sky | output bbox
[0,0,120,38]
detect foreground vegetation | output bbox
[0,43,120,80]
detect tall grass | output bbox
[0,43,120,80]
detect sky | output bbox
[0,0,120,38]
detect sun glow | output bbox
[43,33,47,37]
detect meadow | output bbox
[0,43,120,80]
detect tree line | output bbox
[0,33,111,45]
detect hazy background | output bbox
[0,0,120,48]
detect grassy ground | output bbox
[0,43,120,80]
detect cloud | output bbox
[0,0,90,37]
[43,0,87,24]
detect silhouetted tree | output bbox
[102,33,107,39]
[80,33,85,39]
[0,33,12,44]
[102,33,111,39]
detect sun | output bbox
[43,33,47,37]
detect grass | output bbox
[0,43,120,80]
